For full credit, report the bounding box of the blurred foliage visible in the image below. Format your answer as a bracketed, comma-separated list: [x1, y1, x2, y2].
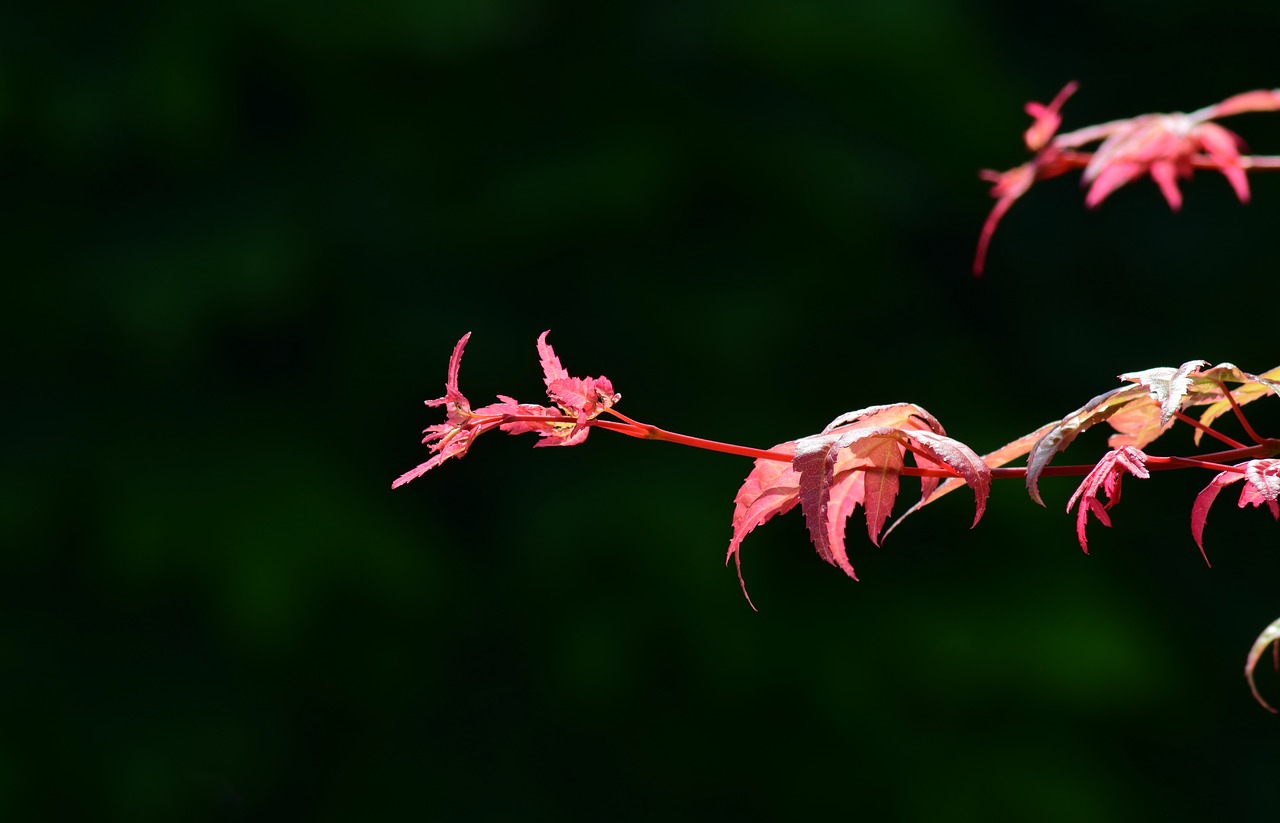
[6, 0, 1280, 819]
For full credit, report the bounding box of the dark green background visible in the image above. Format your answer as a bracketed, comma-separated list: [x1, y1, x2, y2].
[7, 1, 1280, 819]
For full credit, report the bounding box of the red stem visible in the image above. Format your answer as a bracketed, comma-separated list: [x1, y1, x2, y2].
[1217, 380, 1268, 444]
[497, 411, 1277, 481]
[1052, 150, 1280, 171]
[1172, 411, 1247, 449]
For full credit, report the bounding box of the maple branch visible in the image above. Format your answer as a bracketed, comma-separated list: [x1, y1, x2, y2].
[598, 410, 971, 476]
[505, 410, 1279, 483]
[1053, 149, 1280, 172]
[1153, 456, 1245, 473]
[1172, 410, 1247, 449]
[1217, 380, 1268, 445]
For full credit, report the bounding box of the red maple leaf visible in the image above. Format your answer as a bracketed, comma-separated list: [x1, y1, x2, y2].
[974, 82, 1083, 275]
[975, 86, 1280, 275]
[536, 331, 618, 447]
[1065, 446, 1150, 553]
[725, 404, 989, 606]
[1190, 459, 1280, 563]
[1082, 116, 1249, 211]
[392, 332, 618, 488]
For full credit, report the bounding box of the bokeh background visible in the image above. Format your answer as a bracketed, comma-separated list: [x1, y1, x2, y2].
[7, 1, 1280, 819]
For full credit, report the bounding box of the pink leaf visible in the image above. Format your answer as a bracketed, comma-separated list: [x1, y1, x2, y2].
[392, 333, 479, 488]
[1191, 470, 1242, 562]
[1023, 81, 1078, 152]
[793, 431, 897, 567]
[902, 430, 991, 527]
[1189, 460, 1280, 565]
[536, 330, 570, 384]
[1065, 446, 1150, 553]
[726, 405, 983, 605]
[1201, 89, 1280, 119]
[1025, 384, 1148, 506]
[726, 442, 801, 607]
[974, 164, 1037, 276]
[887, 420, 1058, 539]
[848, 435, 906, 547]
[1195, 122, 1250, 202]
[394, 331, 621, 488]
[726, 416, 988, 605]
[1244, 460, 1280, 507]
[534, 331, 619, 443]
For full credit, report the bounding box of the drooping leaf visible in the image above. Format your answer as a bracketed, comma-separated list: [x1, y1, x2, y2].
[817, 402, 948, 552]
[823, 468, 868, 576]
[901, 429, 991, 527]
[886, 419, 1058, 538]
[849, 435, 906, 547]
[393, 333, 481, 488]
[727, 411, 988, 604]
[795, 426, 989, 558]
[1190, 459, 1280, 563]
[794, 430, 902, 569]
[1246, 615, 1280, 713]
[1025, 384, 1147, 505]
[814, 401, 957, 545]
[1023, 360, 1271, 504]
[1190, 472, 1239, 562]
[726, 405, 941, 596]
[1065, 446, 1150, 553]
[726, 442, 800, 606]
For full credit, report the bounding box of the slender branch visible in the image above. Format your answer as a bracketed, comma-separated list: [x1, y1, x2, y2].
[1172, 410, 1247, 449]
[1152, 455, 1245, 473]
[495, 411, 1279, 481]
[1217, 380, 1268, 444]
[1045, 150, 1280, 172]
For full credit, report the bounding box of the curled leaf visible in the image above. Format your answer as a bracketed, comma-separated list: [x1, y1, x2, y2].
[394, 331, 622, 488]
[794, 426, 989, 557]
[1026, 385, 1146, 505]
[886, 420, 1058, 539]
[726, 415, 988, 605]
[1246, 616, 1280, 713]
[1025, 360, 1275, 504]
[726, 442, 800, 608]
[1065, 446, 1150, 553]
